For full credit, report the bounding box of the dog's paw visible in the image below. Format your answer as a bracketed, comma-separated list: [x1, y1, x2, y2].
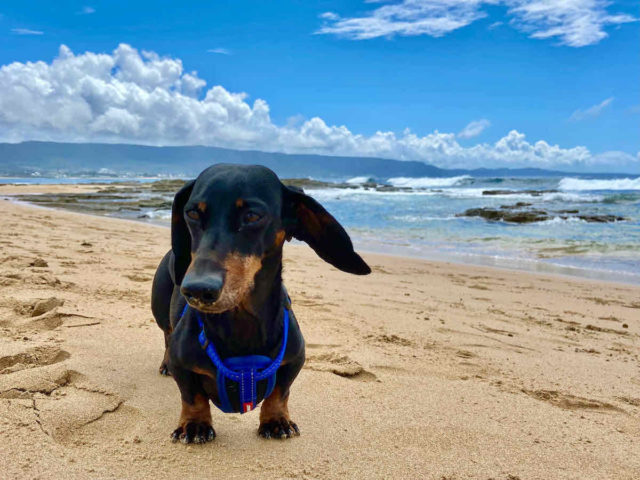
[158, 362, 171, 376]
[171, 422, 215, 444]
[258, 418, 300, 440]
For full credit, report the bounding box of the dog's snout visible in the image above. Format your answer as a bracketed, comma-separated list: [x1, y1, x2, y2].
[181, 274, 224, 305]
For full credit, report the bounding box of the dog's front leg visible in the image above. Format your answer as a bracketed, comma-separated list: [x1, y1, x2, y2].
[258, 356, 304, 439]
[170, 366, 215, 444]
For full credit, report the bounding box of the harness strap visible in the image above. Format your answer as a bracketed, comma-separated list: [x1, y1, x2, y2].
[180, 303, 290, 413]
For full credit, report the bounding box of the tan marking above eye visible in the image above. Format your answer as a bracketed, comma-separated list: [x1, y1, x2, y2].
[187, 210, 200, 220]
[197, 202, 207, 212]
[235, 198, 244, 208]
[274, 230, 286, 246]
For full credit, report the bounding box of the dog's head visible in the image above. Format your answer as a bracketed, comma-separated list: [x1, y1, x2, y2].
[171, 164, 370, 313]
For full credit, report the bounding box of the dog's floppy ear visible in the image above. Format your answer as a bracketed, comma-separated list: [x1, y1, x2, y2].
[170, 179, 195, 285]
[282, 185, 371, 275]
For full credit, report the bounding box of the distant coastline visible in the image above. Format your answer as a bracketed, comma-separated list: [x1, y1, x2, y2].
[2, 140, 639, 179]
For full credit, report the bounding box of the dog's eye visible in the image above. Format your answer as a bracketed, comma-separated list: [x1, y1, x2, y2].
[186, 210, 200, 221]
[242, 211, 262, 225]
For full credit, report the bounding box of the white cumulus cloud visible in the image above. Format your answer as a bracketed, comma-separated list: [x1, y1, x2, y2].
[458, 119, 491, 139]
[570, 97, 614, 121]
[0, 44, 637, 172]
[317, 0, 637, 47]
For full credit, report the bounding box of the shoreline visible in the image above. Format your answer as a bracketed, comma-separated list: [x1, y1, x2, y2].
[352, 239, 640, 287]
[3, 184, 639, 287]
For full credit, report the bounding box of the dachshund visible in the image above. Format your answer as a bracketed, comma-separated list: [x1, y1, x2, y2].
[151, 164, 370, 443]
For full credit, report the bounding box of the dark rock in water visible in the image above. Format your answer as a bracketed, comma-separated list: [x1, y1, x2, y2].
[482, 189, 558, 196]
[282, 178, 343, 189]
[138, 197, 173, 209]
[500, 202, 532, 209]
[281, 177, 411, 193]
[149, 179, 187, 191]
[458, 205, 627, 224]
[577, 215, 626, 223]
[373, 185, 412, 192]
[506, 211, 550, 223]
[459, 208, 548, 223]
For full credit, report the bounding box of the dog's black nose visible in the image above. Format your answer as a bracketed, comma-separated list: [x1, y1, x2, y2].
[181, 274, 224, 305]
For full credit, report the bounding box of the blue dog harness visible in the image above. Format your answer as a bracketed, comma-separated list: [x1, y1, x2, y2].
[181, 305, 289, 414]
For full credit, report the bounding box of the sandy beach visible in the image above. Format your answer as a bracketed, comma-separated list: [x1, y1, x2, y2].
[0, 194, 639, 480]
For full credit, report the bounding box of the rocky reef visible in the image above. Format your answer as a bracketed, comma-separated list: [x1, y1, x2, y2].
[458, 204, 626, 224]
[10, 177, 411, 221]
[481, 189, 558, 196]
[281, 178, 410, 192]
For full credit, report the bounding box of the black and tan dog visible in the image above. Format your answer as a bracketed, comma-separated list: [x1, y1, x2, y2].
[151, 164, 370, 443]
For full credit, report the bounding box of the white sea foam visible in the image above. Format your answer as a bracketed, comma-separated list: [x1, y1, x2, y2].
[144, 210, 172, 220]
[387, 175, 472, 188]
[307, 186, 602, 203]
[538, 216, 587, 225]
[559, 177, 640, 191]
[345, 176, 374, 184]
[307, 187, 439, 200]
[539, 192, 603, 203]
[389, 215, 458, 223]
[437, 189, 601, 203]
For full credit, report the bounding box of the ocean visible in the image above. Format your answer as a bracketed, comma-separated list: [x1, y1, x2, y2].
[3, 174, 640, 285]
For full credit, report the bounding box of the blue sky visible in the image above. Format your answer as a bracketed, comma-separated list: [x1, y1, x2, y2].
[0, 1, 638, 172]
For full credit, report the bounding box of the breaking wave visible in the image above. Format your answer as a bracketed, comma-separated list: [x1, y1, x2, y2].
[387, 175, 472, 188]
[559, 177, 640, 191]
[345, 176, 376, 184]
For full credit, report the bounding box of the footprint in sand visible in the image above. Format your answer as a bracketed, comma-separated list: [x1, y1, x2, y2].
[522, 389, 624, 412]
[1, 292, 124, 444]
[584, 324, 629, 336]
[0, 363, 126, 442]
[474, 323, 516, 337]
[6, 297, 100, 332]
[305, 351, 377, 382]
[306, 343, 341, 349]
[35, 383, 124, 441]
[365, 333, 415, 347]
[29, 258, 48, 268]
[28, 297, 64, 317]
[616, 396, 640, 407]
[0, 363, 72, 399]
[456, 349, 476, 359]
[0, 344, 70, 374]
[1, 272, 62, 287]
[0, 255, 63, 287]
[9, 297, 65, 331]
[124, 273, 152, 282]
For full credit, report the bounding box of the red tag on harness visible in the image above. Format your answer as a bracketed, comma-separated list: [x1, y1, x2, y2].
[243, 402, 254, 413]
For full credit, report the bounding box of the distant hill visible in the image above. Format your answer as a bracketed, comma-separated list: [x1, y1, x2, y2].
[0, 141, 626, 179]
[0, 141, 450, 179]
